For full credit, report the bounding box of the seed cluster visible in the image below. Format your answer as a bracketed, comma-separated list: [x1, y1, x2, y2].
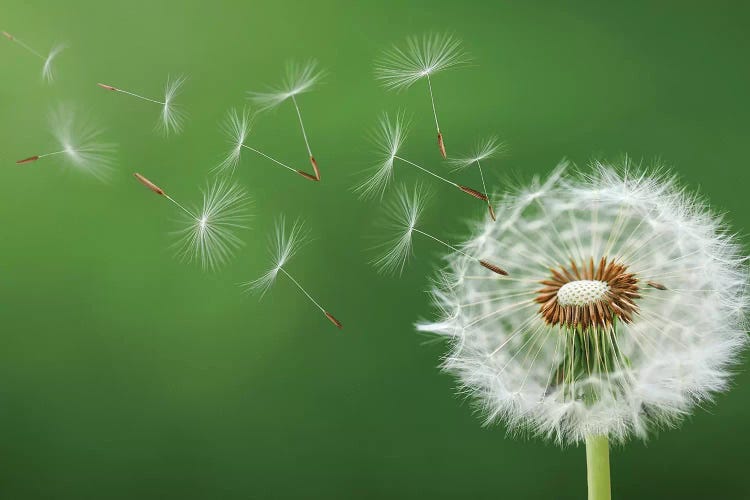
[536, 257, 640, 328]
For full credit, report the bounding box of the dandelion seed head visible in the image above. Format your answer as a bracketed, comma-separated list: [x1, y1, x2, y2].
[244, 216, 310, 297]
[371, 183, 428, 275]
[417, 161, 749, 445]
[375, 33, 470, 91]
[216, 107, 252, 175]
[42, 43, 65, 83]
[50, 105, 117, 182]
[248, 60, 324, 111]
[354, 112, 409, 199]
[173, 179, 252, 270]
[158, 75, 187, 135]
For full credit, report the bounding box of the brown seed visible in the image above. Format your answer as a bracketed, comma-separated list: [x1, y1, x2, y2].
[324, 311, 343, 329]
[457, 185, 488, 201]
[296, 169, 319, 182]
[437, 132, 447, 159]
[16, 155, 40, 164]
[479, 260, 509, 276]
[647, 281, 667, 290]
[487, 204, 497, 221]
[133, 173, 165, 196]
[97, 83, 117, 91]
[2, 31, 14, 40]
[310, 156, 320, 181]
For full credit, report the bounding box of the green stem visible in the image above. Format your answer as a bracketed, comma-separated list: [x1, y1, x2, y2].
[586, 435, 611, 500]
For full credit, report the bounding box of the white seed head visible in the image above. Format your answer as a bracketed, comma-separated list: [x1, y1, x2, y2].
[244, 216, 310, 297]
[173, 179, 252, 270]
[371, 183, 428, 275]
[417, 161, 749, 445]
[50, 104, 117, 182]
[375, 33, 470, 91]
[354, 112, 409, 199]
[158, 75, 188, 135]
[215, 107, 253, 175]
[248, 60, 324, 111]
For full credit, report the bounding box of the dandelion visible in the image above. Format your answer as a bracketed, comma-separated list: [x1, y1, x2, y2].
[244, 216, 343, 329]
[375, 33, 470, 158]
[356, 113, 488, 205]
[3, 31, 65, 83]
[133, 173, 251, 270]
[248, 60, 325, 180]
[15, 105, 117, 182]
[97, 75, 187, 135]
[215, 107, 319, 181]
[448, 136, 506, 221]
[417, 162, 749, 499]
[373, 183, 507, 276]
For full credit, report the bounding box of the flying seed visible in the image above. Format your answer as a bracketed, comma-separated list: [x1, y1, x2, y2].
[480, 260, 509, 276]
[438, 132, 447, 159]
[134, 172, 165, 195]
[458, 185, 489, 201]
[325, 311, 343, 329]
[647, 281, 667, 290]
[16, 155, 40, 164]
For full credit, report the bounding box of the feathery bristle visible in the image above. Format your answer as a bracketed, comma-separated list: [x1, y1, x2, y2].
[374, 33, 470, 90]
[371, 183, 428, 274]
[354, 112, 409, 199]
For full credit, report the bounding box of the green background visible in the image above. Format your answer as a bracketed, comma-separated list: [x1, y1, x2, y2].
[2, 1, 749, 498]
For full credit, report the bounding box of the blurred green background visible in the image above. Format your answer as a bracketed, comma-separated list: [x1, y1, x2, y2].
[1, 1, 749, 498]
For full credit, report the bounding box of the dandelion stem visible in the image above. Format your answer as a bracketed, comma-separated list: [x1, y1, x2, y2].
[425, 74, 440, 134]
[38, 150, 67, 158]
[291, 95, 313, 157]
[99, 84, 165, 105]
[413, 228, 470, 258]
[4, 32, 44, 59]
[240, 144, 297, 173]
[280, 267, 325, 313]
[394, 156, 458, 188]
[165, 195, 196, 219]
[585, 435, 611, 500]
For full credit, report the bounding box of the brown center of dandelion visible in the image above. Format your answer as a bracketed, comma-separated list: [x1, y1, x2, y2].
[535, 257, 640, 328]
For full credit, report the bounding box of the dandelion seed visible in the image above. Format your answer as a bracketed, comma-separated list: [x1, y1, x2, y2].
[449, 136, 506, 221]
[133, 173, 252, 270]
[373, 183, 507, 276]
[3, 31, 65, 83]
[247, 60, 325, 179]
[375, 33, 470, 158]
[243, 216, 343, 329]
[15, 105, 117, 182]
[215, 108, 319, 182]
[355, 112, 488, 205]
[417, 161, 749, 496]
[98, 75, 187, 135]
